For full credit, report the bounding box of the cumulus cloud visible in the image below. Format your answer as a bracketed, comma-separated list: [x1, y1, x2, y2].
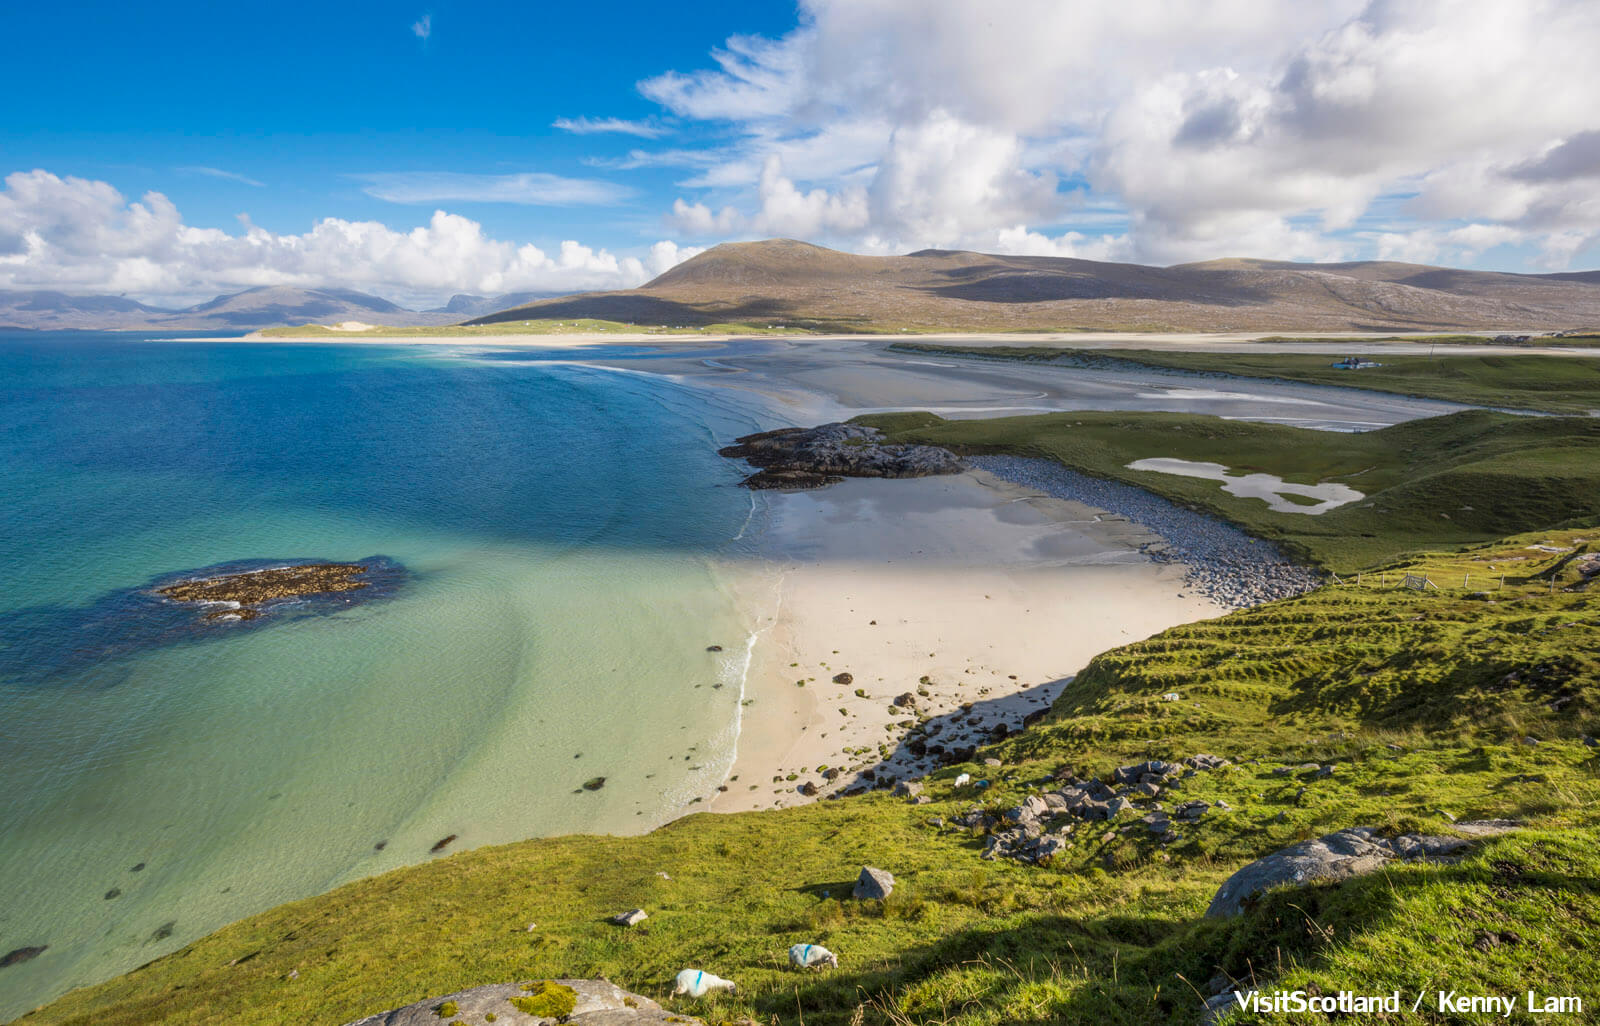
[553, 116, 669, 139]
[0, 170, 695, 305]
[637, 0, 1600, 267]
[356, 171, 632, 206]
[412, 14, 431, 41]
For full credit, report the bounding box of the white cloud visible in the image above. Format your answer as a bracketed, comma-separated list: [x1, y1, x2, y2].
[553, 116, 669, 139]
[0, 170, 694, 305]
[411, 14, 431, 41]
[178, 166, 265, 188]
[356, 171, 632, 206]
[635, 0, 1600, 267]
[667, 155, 868, 238]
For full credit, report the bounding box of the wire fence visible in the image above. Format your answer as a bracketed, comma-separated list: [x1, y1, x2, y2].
[1327, 557, 1594, 596]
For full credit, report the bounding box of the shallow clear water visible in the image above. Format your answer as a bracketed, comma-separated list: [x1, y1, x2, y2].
[0, 335, 767, 1017]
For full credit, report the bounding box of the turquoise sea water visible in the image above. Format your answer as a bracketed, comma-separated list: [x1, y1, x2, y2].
[0, 335, 769, 1018]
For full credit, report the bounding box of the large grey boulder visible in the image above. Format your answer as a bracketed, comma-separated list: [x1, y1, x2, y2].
[1206, 829, 1391, 917]
[1206, 823, 1519, 918]
[853, 865, 895, 900]
[342, 978, 695, 1026]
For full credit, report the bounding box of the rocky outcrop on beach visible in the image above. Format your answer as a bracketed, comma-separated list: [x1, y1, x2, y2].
[157, 562, 376, 621]
[719, 423, 964, 489]
[342, 978, 698, 1026]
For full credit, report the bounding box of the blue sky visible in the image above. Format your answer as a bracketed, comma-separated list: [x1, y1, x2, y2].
[4, 1, 1600, 304]
[4, 1, 791, 244]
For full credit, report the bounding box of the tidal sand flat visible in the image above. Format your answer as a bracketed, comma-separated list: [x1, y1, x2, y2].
[586, 337, 1474, 431]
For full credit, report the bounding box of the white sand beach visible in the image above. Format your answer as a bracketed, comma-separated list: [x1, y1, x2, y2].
[709, 469, 1223, 813]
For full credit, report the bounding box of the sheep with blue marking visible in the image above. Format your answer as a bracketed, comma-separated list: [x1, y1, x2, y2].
[789, 942, 838, 970]
[673, 968, 736, 997]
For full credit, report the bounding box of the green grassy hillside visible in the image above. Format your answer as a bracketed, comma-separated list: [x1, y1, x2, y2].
[888, 342, 1600, 415]
[19, 529, 1600, 1026]
[858, 408, 1600, 571]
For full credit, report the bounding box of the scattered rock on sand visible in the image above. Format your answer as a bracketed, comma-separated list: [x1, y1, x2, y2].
[853, 865, 895, 900]
[832, 672, 853, 685]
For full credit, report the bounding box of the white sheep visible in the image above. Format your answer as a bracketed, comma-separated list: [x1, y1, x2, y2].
[953, 772, 971, 788]
[789, 943, 838, 970]
[673, 968, 737, 997]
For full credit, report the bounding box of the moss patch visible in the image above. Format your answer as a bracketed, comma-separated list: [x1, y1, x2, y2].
[508, 980, 577, 1018]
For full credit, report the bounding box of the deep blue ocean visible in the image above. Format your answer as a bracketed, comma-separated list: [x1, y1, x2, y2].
[0, 333, 768, 1017]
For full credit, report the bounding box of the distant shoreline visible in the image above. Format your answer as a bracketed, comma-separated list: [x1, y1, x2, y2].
[149, 328, 1600, 360]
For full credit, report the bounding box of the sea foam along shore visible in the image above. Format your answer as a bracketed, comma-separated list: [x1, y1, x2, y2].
[708, 467, 1228, 814]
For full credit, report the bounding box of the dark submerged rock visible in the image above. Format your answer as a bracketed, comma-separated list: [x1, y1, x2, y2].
[1, 946, 46, 968]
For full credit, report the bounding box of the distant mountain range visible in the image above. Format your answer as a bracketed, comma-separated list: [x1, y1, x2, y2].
[0, 286, 562, 331]
[467, 239, 1600, 333]
[11, 239, 1600, 333]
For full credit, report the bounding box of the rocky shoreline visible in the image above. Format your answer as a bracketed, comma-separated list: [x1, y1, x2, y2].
[718, 422, 964, 489]
[968, 454, 1323, 609]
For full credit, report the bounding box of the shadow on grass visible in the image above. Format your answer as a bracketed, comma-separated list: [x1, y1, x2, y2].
[729, 834, 1600, 1025]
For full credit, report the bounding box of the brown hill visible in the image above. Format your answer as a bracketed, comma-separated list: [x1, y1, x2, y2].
[465, 239, 1600, 332]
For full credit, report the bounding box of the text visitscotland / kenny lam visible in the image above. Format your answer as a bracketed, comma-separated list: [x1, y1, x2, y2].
[4, 2, 1600, 1024]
